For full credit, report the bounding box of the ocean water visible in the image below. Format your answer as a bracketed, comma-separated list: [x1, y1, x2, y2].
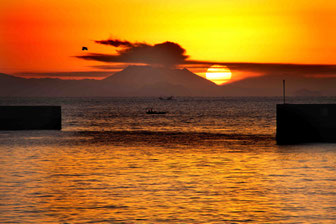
[0, 97, 336, 223]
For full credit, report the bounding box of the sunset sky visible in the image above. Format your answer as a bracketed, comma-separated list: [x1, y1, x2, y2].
[1, 0, 336, 81]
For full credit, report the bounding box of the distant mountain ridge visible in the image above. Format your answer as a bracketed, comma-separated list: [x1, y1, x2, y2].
[0, 66, 219, 97]
[220, 73, 336, 96]
[1, 66, 336, 96]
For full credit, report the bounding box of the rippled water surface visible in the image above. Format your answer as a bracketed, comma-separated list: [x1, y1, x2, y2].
[0, 97, 336, 223]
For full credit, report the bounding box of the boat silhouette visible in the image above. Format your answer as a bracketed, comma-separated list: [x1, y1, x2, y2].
[159, 96, 174, 100]
[146, 108, 167, 114]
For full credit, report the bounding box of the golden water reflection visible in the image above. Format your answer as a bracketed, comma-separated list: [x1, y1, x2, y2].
[1, 144, 336, 223]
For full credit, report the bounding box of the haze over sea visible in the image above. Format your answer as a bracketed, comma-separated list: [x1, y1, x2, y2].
[1, 96, 336, 223]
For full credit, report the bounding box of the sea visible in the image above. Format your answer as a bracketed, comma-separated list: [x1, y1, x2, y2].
[0, 97, 336, 224]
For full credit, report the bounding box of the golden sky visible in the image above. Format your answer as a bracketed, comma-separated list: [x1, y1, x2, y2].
[1, 0, 336, 79]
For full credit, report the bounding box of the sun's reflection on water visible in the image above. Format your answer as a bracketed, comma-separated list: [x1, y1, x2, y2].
[1, 143, 335, 223]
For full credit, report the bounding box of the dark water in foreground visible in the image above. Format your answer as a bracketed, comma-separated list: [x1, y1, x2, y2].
[0, 97, 336, 223]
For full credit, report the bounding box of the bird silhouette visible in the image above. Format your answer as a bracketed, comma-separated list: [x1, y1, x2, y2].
[82, 46, 88, 51]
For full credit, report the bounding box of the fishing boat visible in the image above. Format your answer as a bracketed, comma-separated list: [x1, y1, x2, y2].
[146, 108, 167, 114]
[159, 96, 174, 100]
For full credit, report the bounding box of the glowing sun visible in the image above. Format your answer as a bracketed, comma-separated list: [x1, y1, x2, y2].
[205, 65, 232, 85]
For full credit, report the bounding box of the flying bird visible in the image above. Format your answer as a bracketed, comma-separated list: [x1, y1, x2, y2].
[82, 46, 88, 51]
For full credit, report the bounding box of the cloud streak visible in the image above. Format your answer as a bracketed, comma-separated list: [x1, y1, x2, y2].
[15, 71, 114, 79]
[95, 39, 135, 47]
[183, 61, 336, 77]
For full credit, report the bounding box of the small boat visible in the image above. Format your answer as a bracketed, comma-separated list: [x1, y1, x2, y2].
[146, 108, 167, 114]
[159, 96, 174, 100]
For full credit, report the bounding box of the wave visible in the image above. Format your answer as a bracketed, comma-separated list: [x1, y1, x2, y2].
[0, 130, 275, 149]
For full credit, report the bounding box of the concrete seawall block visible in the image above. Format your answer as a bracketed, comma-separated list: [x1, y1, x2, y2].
[0, 106, 61, 130]
[276, 104, 336, 144]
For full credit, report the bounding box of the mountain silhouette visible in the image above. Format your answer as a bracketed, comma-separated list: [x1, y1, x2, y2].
[0, 66, 218, 97]
[0, 73, 101, 97]
[220, 73, 336, 96]
[1, 67, 336, 97]
[101, 66, 218, 96]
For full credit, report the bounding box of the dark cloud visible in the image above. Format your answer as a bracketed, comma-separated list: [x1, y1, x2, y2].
[183, 61, 336, 77]
[16, 71, 113, 79]
[91, 64, 139, 70]
[77, 38, 336, 77]
[77, 39, 189, 67]
[95, 39, 134, 47]
[225, 63, 336, 76]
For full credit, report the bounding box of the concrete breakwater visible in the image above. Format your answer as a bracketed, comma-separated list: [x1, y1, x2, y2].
[0, 106, 61, 130]
[276, 104, 336, 144]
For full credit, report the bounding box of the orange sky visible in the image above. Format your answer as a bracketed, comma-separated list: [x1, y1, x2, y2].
[1, 0, 336, 80]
